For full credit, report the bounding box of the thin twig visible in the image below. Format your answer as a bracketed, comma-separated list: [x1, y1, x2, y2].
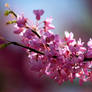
[26, 26, 41, 38]
[84, 58, 92, 61]
[10, 11, 17, 18]
[8, 41, 44, 55]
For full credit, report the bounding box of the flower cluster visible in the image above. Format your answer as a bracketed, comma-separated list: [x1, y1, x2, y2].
[4, 7, 92, 85]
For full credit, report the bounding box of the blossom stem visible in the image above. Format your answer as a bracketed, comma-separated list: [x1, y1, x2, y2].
[8, 41, 44, 55]
[84, 57, 92, 61]
[31, 29, 41, 38]
[9, 10, 17, 18]
[26, 26, 41, 38]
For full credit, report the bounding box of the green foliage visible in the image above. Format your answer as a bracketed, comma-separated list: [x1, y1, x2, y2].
[6, 20, 16, 24]
[4, 10, 10, 16]
[4, 10, 17, 18]
[0, 43, 11, 49]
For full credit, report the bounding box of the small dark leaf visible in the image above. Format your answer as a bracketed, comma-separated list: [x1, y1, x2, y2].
[0, 43, 11, 49]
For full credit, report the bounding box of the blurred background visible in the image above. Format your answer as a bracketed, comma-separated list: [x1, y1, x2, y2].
[0, 0, 92, 92]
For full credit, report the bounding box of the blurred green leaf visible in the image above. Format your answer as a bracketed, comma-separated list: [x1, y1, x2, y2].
[0, 43, 11, 49]
[6, 20, 16, 24]
[4, 10, 10, 16]
[4, 10, 17, 18]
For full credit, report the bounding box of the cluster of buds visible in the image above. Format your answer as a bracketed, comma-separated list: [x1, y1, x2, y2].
[1, 4, 92, 85]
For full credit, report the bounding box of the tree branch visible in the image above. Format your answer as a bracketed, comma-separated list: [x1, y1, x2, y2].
[8, 41, 44, 55]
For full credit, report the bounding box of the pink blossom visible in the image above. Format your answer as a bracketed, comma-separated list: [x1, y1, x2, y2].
[87, 38, 92, 48]
[86, 38, 92, 58]
[14, 27, 23, 34]
[4, 9, 92, 85]
[64, 31, 76, 46]
[33, 9, 44, 20]
[17, 15, 27, 27]
[44, 17, 55, 31]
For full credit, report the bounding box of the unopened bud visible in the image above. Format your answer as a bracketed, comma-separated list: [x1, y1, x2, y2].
[5, 3, 10, 8]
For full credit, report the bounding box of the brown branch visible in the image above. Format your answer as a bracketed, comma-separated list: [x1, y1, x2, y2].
[8, 41, 44, 55]
[31, 29, 41, 38]
[84, 57, 92, 61]
[26, 26, 41, 38]
[10, 11, 17, 18]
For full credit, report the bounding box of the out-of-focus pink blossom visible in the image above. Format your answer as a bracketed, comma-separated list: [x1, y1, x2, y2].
[33, 9, 44, 20]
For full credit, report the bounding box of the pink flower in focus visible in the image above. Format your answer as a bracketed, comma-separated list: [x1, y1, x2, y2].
[23, 29, 35, 39]
[17, 15, 27, 27]
[14, 27, 23, 34]
[76, 38, 86, 55]
[44, 17, 55, 31]
[33, 9, 44, 20]
[64, 31, 76, 46]
[87, 38, 92, 47]
[86, 38, 92, 58]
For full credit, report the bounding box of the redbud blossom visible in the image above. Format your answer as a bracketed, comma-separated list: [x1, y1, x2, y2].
[44, 17, 55, 31]
[17, 15, 27, 27]
[33, 9, 44, 20]
[4, 8, 92, 85]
